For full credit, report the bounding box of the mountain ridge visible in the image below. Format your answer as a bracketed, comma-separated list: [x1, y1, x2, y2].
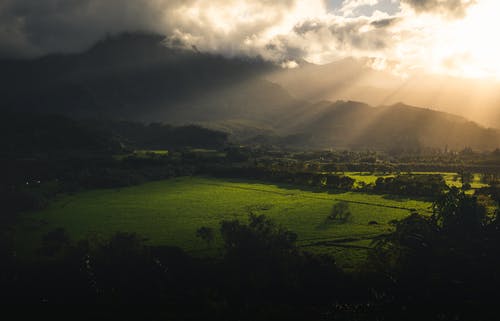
[1, 33, 498, 151]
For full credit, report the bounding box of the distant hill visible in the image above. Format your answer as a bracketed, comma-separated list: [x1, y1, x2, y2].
[1, 33, 499, 151]
[274, 100, 500, 151]
[267, 57, 500, 129]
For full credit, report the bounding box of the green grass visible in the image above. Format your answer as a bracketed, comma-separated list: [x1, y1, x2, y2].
[345, 171, 488, 191]
[135, 149, 169, 155]
[113, 149, 169, 160]
[441, 173, 487, 190]
[343, 172, 394, 188]
[15, 177, 432, 268]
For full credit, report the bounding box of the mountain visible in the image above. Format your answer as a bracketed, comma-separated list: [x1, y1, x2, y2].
[275, 100, 500, 151]
[267, 58, 500, 129]
[0, 32, 299, 123]
[1, 33, 499, 151]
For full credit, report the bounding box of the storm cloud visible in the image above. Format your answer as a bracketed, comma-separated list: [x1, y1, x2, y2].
[0, 0, 306, 58]
[0, 0, 170, 57]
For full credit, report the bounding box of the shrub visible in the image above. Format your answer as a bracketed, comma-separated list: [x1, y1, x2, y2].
[326, 201, 351, 223]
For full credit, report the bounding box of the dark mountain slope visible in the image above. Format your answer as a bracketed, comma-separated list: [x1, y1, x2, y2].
[0, 33, 298, 122]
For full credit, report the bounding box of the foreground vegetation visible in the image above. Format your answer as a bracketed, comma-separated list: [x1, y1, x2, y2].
[15, 177, 432, 268]
[2, 188, 500, 320]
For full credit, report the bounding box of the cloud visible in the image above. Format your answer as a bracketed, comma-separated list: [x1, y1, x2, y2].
[401, 0, 477, 18]
[0, 0, 491, 79]
[0, 0, 319, 59]
[285, 9, 404, 64]
[0, 0, 172, 57]
[0, 0, 404, 66]
[371, 17, 400, 27]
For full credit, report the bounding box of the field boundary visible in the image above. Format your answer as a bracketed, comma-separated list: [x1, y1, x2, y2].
[297, 233, 388, 250]
[194, 180, 432, 213]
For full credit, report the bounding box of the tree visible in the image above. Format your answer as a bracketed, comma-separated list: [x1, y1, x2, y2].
[431, 187, 486, 238]
[196, 226, 215, 246]
[326, 201, 351, 223]
[460, 170, 473, 186]
[220, 213, 297, 256]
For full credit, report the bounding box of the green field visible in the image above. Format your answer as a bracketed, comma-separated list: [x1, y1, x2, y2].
[16, 176, 432, 268]
[343, 172, 393, 188]
[113, 149, 169, 160]
[344, 171, 487, 191]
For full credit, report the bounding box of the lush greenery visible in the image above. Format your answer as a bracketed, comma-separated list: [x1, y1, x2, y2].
[3, 107, 500, 319]
[15, 177, 431, 268]
[2, 189, 500, 320]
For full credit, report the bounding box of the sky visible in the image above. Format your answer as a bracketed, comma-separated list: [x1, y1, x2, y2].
[0, 0, 497, 80]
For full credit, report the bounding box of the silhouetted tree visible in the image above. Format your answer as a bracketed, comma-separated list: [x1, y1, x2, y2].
[431, 187, 486, 238]
[196, 226, 215, 246]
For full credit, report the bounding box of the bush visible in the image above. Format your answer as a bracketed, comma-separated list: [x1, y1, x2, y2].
[196, 226, 215, 246]
[326, 201, 351, 223]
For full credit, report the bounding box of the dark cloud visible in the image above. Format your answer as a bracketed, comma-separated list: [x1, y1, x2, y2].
[371, 17, 400, 28]
[0, 0, 172, 57]
[292, 17, 394, 52]
[293, 20, 326, 35]
[0, 0, 298, 58]
[265, 36, 308, 61]
[401, 0, 477, 18]
[330, 21, 389, 50]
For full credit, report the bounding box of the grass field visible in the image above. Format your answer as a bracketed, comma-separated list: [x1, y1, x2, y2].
[343, 172, 393, 188]
[15, 176, 432, 269]
[344, 171, 487, 191]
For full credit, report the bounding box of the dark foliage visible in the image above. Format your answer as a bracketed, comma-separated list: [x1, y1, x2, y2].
[374, 174, 447, 197]
[210, 165, 355, 191]
[196, 226, 215, 246]
[0, 112, 120, 156]
[0, 216, 352, 320]
[87, 120, 229, 150]
[369, 187, 500, 319]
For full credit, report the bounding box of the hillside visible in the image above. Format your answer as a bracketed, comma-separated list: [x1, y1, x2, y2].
[0, 33, 298, 123]
[1, 33, 499, 151]
[267, 57, 500, 129]
[275, 100, 500, 151]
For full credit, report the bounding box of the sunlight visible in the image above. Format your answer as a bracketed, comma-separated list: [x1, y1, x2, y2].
[425, 0, 500, 79]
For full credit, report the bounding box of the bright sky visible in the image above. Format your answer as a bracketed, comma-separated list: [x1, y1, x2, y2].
[166, 0, 500, 80]
[283, 0, 500, 80]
